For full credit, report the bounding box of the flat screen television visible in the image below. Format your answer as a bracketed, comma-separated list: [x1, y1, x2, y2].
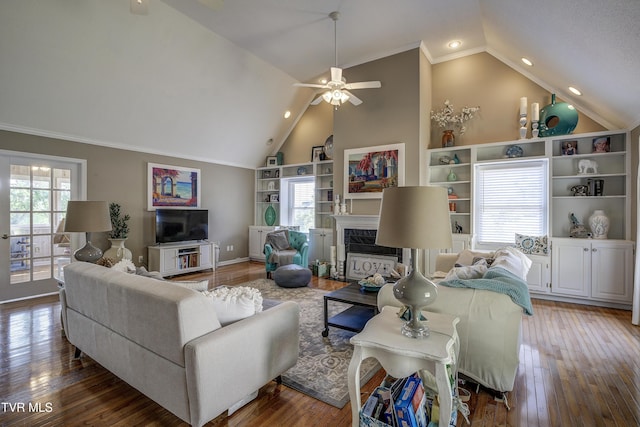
[155, 209, 208, 244]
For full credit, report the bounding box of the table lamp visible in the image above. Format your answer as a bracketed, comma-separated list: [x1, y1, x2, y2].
[376, 186, 453, 338]
[64, 201, 112, 262]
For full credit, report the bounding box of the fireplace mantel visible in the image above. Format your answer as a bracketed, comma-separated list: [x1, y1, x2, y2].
[333, 215, 379, 244]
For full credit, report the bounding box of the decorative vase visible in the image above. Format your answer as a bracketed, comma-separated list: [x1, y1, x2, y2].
[441, 130, 455, 147]
[103, 238, 132, 262]
[589, 210, 610, 239]
[447, 169, 457, 182]
[264, 204, 276, 226]
[538, 93, 579, 137]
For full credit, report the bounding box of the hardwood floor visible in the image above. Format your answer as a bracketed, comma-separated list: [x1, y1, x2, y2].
[2, 261, 640, 426]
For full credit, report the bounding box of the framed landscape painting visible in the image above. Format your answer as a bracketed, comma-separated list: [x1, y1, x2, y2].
[343, 143, 405, 199]
[148, 163, 201, 210]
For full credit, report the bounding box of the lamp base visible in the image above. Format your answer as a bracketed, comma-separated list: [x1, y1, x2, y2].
[392, 248, 438, 339]
[74, 240, 103, 263]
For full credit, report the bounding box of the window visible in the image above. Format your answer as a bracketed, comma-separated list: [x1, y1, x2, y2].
[474, 159, 548, 248]
[279, 177, 315, 233]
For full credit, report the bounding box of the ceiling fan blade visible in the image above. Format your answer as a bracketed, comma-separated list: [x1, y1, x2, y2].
[344, 81, 382, 90]
[294, 83, 328, 89]
[310, 94, 324, 105]
[343, 90, 362, 106]
[330, 67, 342, 83]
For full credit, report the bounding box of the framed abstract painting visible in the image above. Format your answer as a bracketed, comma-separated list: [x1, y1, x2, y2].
[343, 143, 405, 199]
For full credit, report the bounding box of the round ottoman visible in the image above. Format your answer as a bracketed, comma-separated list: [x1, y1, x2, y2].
[273, 264, 311, 288]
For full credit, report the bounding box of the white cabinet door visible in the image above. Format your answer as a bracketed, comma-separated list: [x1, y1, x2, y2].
[526, 254, 550, 294]
[551, 239, 590, 297]
[161, 249, 179, 275]
[308, 228, 333, 263]
[590, 241, 633, 303]
[199, 242, 214, 269]
[249, 226, 275, 261]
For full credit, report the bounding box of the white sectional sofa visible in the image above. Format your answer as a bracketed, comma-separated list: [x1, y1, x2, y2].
[59, 262, 300, 426]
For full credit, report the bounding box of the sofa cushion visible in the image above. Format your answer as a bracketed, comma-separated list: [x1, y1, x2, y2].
[455, 249, 495, 266]
[443, 264, 488, 281]
[265, 230, 291, 250]
[491, 246, 532, 281]
[203, 286, 263, 326]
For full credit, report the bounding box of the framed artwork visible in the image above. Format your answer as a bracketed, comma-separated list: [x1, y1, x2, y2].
[346, 253, 397, 281]
[266, 156, 278, 166]
[270, 194, 279, 202]
[592, 137, 611, 153]
[561, 141, 578, 155]
[343, 143, 405, 199]
[311, 146, 324, 162]
[148, 163, 201, 210]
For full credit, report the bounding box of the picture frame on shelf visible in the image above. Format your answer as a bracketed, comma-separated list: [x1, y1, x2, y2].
[311, 146, 325, 162]
[262, 170, 271, 178]
[592, 137, 610, 153]
[561, 141, 578, 155]
[266, 156, 278, 166]
[147, 163, 201, 210]
[343, 143, 405, 199]
[270, 194, 279, 202]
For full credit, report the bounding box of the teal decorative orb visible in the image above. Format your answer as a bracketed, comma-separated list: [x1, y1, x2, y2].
[539, 94, 578, 137]
[264, 204, 276, 226]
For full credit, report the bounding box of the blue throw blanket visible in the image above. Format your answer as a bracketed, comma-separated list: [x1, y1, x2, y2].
[439, 267, 534, 315]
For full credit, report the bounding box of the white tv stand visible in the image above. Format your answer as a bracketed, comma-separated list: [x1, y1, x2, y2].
[148, 241, 215, 277]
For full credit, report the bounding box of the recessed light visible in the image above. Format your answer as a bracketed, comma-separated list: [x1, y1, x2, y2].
[447, 40, 462, 49]
[320, 78, 328, 84]
[284, 111, 291, 119]
[521, 57, 533, 66]
[569, 86, 582, 96]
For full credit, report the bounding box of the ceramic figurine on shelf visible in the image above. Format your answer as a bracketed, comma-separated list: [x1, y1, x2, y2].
[454, 221, 463, 234]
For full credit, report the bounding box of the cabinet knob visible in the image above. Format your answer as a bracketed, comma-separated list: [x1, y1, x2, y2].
[592, 248, 597, 252]
[584, 247, 589, 252]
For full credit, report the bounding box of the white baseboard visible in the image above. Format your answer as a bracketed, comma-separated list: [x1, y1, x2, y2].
[217, 257, 250, 267]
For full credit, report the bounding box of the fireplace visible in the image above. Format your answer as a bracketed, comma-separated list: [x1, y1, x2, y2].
[333, 215, 410, 280]
[344, 228, 403, 263]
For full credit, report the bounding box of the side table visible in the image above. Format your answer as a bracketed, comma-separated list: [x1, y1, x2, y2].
[348, 306, 460, 427]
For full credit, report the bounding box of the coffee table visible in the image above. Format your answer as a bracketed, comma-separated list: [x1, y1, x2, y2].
[321, 282, 379, 337]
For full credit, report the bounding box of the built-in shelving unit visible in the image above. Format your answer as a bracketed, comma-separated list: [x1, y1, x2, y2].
[254, 160, 333, 228]
[425, 130, 633, 309]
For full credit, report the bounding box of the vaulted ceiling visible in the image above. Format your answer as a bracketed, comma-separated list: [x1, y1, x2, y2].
[1, 1, 638, 169]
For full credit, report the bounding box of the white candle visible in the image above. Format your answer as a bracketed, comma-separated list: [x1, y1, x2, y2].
[337, 244, 345, 261]
[520, 97, 527, 116]
[330, 246, 336, 265]
[531, 102, 540, 121]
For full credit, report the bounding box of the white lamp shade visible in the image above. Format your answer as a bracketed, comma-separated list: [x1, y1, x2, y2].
[64, 201, 112, 233]
[376, 186, 452, 250]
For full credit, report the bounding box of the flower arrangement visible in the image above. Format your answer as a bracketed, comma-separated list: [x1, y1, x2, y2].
[431, 100, 480, 135]
[108, 202, 130, 239]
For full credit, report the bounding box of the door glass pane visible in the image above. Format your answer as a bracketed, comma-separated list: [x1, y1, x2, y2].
[10, 165, 30, 187]
[32, 166, 51, 188]
[10, 212, 30, 235]
[9, 188, 29, 211]
[53, 168, 71, 189]
[32, 189, 50, 211]
[53, 189, 70, 212]
[33, 212, 51, 235]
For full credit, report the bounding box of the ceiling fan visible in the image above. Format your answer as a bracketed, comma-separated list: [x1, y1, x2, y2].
[295, 11, 381, 107]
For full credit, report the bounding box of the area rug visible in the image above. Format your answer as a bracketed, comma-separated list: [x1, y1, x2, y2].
[242, 279, 381, 408]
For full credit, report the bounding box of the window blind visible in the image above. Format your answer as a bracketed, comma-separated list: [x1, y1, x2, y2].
[474, 159, 548, 245]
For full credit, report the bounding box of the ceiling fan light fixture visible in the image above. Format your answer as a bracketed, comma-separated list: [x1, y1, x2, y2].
[322, 91, 332, 103]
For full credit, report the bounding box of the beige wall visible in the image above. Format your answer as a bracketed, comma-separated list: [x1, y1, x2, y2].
[279, 51, 611, 220]
[0, 130, 254, 266]
[278, 101, 333, 165]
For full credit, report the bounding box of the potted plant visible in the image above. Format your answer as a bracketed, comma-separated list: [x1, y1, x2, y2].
[430, 99, 480, 147]
[104, 203, 132, 262]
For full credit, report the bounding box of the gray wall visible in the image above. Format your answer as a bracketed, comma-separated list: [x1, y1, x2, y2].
[0, 130, 254, 265]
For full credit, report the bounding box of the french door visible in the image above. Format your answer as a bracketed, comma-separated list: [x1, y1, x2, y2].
[0, 151, 84, 302]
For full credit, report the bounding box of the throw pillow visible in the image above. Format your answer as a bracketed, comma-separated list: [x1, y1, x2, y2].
[491, 246, 533, 281]
[455, 249, 495, 266]
[112, 259, 136, 273]
[515, 233, 548, 255]
[443, 264, 488, 281]
[266, 230, 291, 251]
[202, 286, 263, 326]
